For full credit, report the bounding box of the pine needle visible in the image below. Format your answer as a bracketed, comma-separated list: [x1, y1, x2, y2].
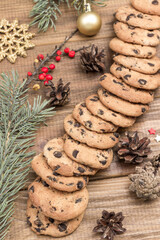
[0, 71, 55, 240]
[29, 0, 108, 32]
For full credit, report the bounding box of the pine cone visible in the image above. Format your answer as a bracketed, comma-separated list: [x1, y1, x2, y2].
[80, 45, 106, 73]
[93, 210, 126, 240]
[46, 79, 70, 106]
[129, 160, 160, 200]
[117, 132, 151, 164]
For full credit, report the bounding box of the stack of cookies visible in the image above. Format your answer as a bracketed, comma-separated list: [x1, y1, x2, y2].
[27, 0, 160, 238]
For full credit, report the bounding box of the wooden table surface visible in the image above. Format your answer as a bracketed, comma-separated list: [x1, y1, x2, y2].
[2, 0, 160, 239]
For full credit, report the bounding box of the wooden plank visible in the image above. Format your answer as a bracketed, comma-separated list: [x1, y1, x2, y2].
[6, 177, 160, 240]
[1, 0, 160, 239]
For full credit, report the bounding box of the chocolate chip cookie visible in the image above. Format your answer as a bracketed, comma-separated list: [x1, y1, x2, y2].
[43, 138, 96, 177]
[64, 114, 119, 149]
[131, 0, 160, 16]
[98, 88, 149, 117]
[28, 178, 89, 221]
[63, 135, 113, 169]
[73, 102, 118, 133]
[27, 199, 84, 237]
[99, 73, 154, 104]
[109, 38, 156, 58]
[110, 62, 160, 90]
[85, 94, 135, 127]
[115, 6, 160, 29]
[113, 54, 160, 74]
[114, 21, 160, 46]
[31, 154, 89, 192]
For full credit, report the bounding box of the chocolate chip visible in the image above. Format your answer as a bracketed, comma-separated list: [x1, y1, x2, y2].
[74, 122, 81, 127]
[72, 150, 79, 158]
[99, 160, 107, 165]
[53, 151, 62, 158]
[98, 109, 104, 115]
[138, 79, 147, 85]
[126, 13, 136, 21]
[47, 147, 52, 151]
[148, 52, 152, 56]
[81, 129, 85, 135]
[81, 103, 86, 107]
[137, 13, 143, 18]
[148, 62, 155, 66]
[99, 75, 106, 81]
[113, 133, 119, 138]
[52, 206, 57, 211]
[142, 108, 146, 113]
[78, 167, 85, 173]
[67, 120, 73, 125]
[152, 0, 159, 4]
[90, 97, 98, 102]
[47, 176, 57, 182]
[83, 176, 88, 183]
[27, 217, 32, 227]
[53, 171, 60, 176]
[29, 186, 34, 193]
[147, 33, 154, 37]
[133, 49, 139, 54]
[31, 204, 36, 209]
[116, 66, 122, 71]
[59, 181, 64, 184]
[85, 120, 92, 128]
[124, 74, 131, 80]
[34, 219, 43, 227]
[48, 218, 55, 223]
[131, 32, 136, 36]
[77, 181, 83, 189]
[66, 183, 74, 186]
[75, 198, 82, 203]
[35, 228, 41, 233]
[128, 25, 135, 30]
[58, 223, 67, 232]
[54, 165, 60, 171]
[113, 79, 124, 86]
[110, 137, 116, 141]
[79, 108, 83, 116]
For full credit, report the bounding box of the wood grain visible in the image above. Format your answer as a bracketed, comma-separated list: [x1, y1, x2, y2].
[1, 0, 160, 239]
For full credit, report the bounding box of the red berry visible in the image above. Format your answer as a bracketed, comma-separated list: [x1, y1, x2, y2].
[64, 48, 70, 54]
[55, 56, 61, 62]
[68, 51, 75, 58]
[46, 74, 53, 81]
[38, 74, 45, 80]
[44, 80, 49, 86]
[41, 67, 48, 73]
[56, 50, 62, 55]
[37, 54, 44, 60]
[43, 73, 47, 77]
[27, 72, 32, 76]
[49, 64, 55, 70]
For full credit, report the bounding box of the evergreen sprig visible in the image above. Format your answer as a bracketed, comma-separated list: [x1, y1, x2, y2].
[30, 0, 107, 32]
[0, 71, 55, 240]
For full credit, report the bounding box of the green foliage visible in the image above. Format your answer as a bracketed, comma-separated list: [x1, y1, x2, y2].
[30, 0, 107, 32]
[0, 71, 55, 240]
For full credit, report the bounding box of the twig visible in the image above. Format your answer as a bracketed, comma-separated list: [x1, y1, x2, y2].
[24, 28, 78, 88]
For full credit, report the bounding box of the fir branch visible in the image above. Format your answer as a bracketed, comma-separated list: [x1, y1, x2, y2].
[30, 0, 107, 32]
[0, 71, 55, 240]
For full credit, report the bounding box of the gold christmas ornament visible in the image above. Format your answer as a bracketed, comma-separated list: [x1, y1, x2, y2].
[77, 1, 102, 36]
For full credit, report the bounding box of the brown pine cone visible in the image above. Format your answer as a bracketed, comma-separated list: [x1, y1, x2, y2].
[117, 131, 151, 164]
[80, 45, 106, 73]
[93, 210, 126, 240]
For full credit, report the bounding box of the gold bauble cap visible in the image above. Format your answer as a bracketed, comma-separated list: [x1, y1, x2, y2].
[77, 11, 102, 36]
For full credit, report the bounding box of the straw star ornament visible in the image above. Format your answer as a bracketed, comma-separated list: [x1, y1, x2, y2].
[0, 19, 35, 63]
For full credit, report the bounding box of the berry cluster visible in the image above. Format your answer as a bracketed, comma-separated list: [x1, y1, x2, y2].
[27, 48, 76, 88]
